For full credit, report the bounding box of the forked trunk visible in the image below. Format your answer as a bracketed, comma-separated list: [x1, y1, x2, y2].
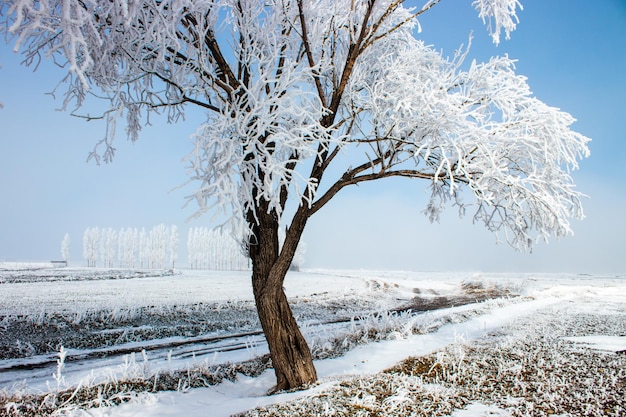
[248, 211, 317, 392]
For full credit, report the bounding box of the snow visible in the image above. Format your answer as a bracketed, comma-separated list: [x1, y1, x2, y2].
[314, 297, 559, 378]
[0, 261, 57, 269]
[564, 335, 626, 353]
[450, 402, 514, 416]
[0, 269, 371, 316]
[76, 271, 625, 417]
[0, 268, 626, 417]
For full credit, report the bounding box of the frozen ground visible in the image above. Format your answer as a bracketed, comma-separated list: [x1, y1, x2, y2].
[0, 266, 624, 416]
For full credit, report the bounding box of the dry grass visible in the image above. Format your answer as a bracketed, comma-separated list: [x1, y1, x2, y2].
[0, 355, 273, 417]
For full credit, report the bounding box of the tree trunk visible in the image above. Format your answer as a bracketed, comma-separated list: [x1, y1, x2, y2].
[248, 209, 317, 393]
[252, 273, 317, 392]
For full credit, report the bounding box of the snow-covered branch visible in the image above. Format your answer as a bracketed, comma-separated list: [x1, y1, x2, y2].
[472, 0, 523, 44]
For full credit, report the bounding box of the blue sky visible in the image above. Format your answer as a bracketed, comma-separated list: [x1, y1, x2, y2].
[1, 1, 625, 273]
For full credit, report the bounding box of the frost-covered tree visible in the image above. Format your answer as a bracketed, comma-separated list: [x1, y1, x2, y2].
[118, 227, 139, 268]
[187, 226, 249, 270]
[187, 227, 199, 269]
[169, 225, 179, 269]
[82, 227, 99, 268]
[147, 224, 169, 268]
[117, 228, 127, 268]
[127, 227, 139, 267]
[60, 233, 70, 264]
[138, 227, 148, 269]
[2, 0, 590, 390]
[101, 227, 117, 268]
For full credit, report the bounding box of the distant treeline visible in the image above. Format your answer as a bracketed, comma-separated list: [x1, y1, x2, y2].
[79, 225, 250, 270]
[71, 225, 305, 271]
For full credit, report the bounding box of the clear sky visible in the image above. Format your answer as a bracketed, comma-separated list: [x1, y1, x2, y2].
[1, 1, 625, 273]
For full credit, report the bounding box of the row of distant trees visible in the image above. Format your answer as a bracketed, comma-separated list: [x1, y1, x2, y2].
[187, 227, 250, 271]
[70, 225, 281, 270]
[82, 225, 180, 269]
[185, 227, 305, 271]
[61, 225, 305, 270]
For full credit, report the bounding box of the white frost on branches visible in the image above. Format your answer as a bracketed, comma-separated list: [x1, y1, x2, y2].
[3, 0, 590, 251]
[472, 0, 523, 44]
[60, 233, 71, 262]
[343, 36, 589, 247]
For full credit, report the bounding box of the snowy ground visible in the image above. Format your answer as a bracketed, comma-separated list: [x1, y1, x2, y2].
[0, 266, 624, 416]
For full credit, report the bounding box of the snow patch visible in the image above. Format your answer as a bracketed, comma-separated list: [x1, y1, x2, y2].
[564, 335, 626, 353]
[451, 402, 513, 416]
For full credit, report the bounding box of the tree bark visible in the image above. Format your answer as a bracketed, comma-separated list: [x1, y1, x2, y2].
[248, 207, 317, 393]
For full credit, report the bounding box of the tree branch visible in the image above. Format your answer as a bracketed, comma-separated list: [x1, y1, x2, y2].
[324, 0, 376, 126]
[181, 13, 240, 93]
[297, 0, 328, 108]
[309, 167, 436, 216]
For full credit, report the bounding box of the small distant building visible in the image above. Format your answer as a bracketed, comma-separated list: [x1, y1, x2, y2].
[51, 260, 68, 268]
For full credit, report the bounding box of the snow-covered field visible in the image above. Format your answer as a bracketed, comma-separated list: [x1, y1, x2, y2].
[0, 265, 624, 416]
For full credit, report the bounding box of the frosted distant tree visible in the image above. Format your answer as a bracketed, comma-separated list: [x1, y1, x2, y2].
[82, 227, 99, 268]
[3, 0, 590, 390]
[169, 225, 179, 269]
[138, 228, 148, 269]
[118, 227, 139, 268]
[117, 228, 126, 267]
[60, 233, 70, 264]
[101, 227, 117, 268]
[187, 226, 250, 270]
[187, 228, 197, 269]
[127, 228, 139, 267]
[189, 227, 208, 270]
[189, 227, 204, 269]
[213, 228, 250, 270]
[148, 224, 169, 269]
